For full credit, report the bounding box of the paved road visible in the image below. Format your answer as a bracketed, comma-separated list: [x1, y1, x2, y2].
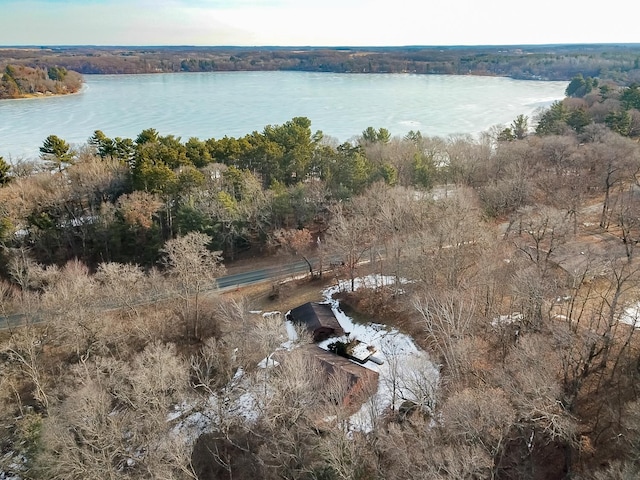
[0, 258, 316, 330]
[0, 311, 30, 330]
[217, 259, 311, 290]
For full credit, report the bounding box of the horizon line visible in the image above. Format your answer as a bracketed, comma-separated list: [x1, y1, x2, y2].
[2, 42, 640, 49]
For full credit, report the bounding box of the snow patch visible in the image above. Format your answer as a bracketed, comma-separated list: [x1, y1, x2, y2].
[621, 302, 640, 328]
[257, 354, 280, 369]
[320, 275, 439, 432]
[491, 312, 523, 327]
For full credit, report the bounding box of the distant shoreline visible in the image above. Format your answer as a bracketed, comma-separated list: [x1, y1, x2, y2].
[0, 85, 84, 101]
[4, 44, 639, 82]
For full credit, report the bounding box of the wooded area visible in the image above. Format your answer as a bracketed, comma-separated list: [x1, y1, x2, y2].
[0, 63, 82, 99]
[3, 55, 640, 479]
[1, 43, 640, 82]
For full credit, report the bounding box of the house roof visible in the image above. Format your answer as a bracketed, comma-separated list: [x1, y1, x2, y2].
[303, 344, 378, 384]
[302, 344, 379, 405]
[288, 302, 345, 338]
[272, 344, 379, 416]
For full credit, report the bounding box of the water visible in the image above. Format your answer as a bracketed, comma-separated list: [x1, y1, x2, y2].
[0, 71, 567, 161]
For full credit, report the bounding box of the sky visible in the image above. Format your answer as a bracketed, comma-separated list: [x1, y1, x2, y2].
[0, 0, 638, 47]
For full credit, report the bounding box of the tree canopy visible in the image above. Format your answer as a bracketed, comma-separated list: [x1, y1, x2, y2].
[0, 156, 10, 185]
[39, 134, 73, 172]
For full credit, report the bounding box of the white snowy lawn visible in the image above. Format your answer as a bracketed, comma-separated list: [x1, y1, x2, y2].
[314, 275, 439, 432]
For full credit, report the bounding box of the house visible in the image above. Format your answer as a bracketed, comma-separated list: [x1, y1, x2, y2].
[287, 302, 345, 342]
[302, 344, 379, 409]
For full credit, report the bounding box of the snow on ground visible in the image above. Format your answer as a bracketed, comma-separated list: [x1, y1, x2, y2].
[171, 365, 263, 443]
[491, 312, 523, 327]
[4, 276, 437, 477]
[0, 452, 25, 480]
[315, 275, 440, 432]
[620, 302, 640, 328]
[604, 299, 640, 329]
[172, 311, 294, 442]
[172, 274, 439, 441]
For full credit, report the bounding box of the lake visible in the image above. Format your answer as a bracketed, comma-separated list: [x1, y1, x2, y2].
[0, 71, 567, 161]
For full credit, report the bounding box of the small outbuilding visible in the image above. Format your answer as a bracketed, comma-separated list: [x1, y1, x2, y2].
[287, 302, 345, 342]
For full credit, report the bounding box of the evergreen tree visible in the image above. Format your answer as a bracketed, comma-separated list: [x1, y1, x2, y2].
[566, 108, 591, 133]
[89, 130, 116, 159]
[362, 126, 391, 144]
[565, 74, 594, 98]
[536, 101, 569, 136]
[620, 84, 640, 110]
[0, 155, 11, 185]
[39, 134, 73, 171]
[511, 114, 529, 139]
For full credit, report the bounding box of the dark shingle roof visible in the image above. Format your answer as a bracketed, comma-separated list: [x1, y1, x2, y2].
[288, 302, 345, 339]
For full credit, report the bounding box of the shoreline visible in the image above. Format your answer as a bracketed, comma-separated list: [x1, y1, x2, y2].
[0, 87, 84, 101]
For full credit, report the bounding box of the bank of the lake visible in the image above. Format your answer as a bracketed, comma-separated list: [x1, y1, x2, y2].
[1, 89, 84, 101]
[0, 71, 567, 160]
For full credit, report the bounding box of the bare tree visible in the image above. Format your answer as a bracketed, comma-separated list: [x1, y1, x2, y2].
[445, 133, 492, 187]
[376, 416, 492, 480]
[497, 333, 578, 477]
[161, 232, 225, 339]
[582, 131, 640, 229]
[614, 186, 640, 261]
[397, 353, 439, 416]
[414, 289, 477, 382]
[0, 279, 17, 317]
[269, 227, 317, 278]
[326, 200, 375, 291]
[253, 311, 288, 403]
[318, 427, 374, 480]
[508, 205, 569, 328]
[96, 260, 146, 300]
[440, 386, 516, 477]
[368, 184, 426, 293]
[38, 342, 195, 480]
[4, 326, 51, 413]
[255, 348, 327, 479]
[4, 246, 45, 314]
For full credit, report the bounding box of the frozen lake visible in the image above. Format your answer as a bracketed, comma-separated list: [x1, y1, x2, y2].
[0, 71, 567, 160]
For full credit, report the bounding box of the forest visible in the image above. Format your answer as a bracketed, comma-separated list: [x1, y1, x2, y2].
[1, 43, 640, 82]
[2, 69, 640, 479]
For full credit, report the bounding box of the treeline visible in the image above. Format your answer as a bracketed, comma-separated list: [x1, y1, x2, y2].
[0, 118, 419, 268]
[1, 44, 640, 82]
[534, 76, 640, 137]
[0, 64, 82, 99]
